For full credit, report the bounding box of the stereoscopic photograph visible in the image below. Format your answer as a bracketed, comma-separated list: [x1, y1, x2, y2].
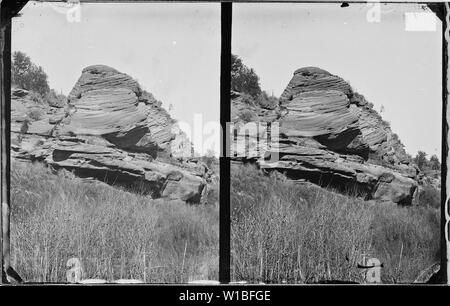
[1, 0, 447, 290]
[230, 2, 442, 284]
[7, 1, 220, 283]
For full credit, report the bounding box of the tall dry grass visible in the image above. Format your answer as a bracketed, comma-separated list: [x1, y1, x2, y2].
[370, 203, 440, 283]
[231, 164, 440, 284]
[11, 161, 218, 283]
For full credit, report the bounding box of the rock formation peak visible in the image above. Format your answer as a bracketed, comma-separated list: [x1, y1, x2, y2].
[293, 66, 331, 76]
[82, 64, 120, 73]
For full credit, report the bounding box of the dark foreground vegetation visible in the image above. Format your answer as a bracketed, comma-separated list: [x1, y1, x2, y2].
[231, 164, 440, 284]
[11, 161, 219, 283]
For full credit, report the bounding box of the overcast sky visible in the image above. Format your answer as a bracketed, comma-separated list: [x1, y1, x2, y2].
[233, 3, 442, 159]
[12, 1, 220, 156]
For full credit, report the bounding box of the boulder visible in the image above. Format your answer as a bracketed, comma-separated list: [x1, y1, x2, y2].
[64, 65, 189, 157]
[280, 67, 352, 103]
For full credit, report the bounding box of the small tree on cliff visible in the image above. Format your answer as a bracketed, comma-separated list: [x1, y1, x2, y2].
[231, 54, 261, 97]
[12, 51, 50, 97]
[429, 154, 441, 171]
[202, 148, 217, 169]
[414, 151, 428, 171]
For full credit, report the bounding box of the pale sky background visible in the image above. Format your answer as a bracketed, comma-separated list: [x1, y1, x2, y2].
[233, 3, 442, 160]
[12, 1, 220, 156]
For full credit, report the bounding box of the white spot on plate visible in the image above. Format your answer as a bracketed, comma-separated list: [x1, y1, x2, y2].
[405, 12, 436, 32]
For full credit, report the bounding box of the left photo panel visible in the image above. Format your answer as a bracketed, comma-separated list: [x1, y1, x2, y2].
[9, 1, 220, 283]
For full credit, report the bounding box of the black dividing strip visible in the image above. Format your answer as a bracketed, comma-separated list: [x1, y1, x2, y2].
[441, 3, 449, 285]
[219, 2, 232, 284]
[1, 9, 12, 284]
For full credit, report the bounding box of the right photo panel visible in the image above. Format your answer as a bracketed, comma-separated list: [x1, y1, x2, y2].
[230, 3, 442, 284]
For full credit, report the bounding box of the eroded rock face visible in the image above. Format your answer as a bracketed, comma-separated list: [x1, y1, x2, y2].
[231, 67, 419, 205]
[62, 65, 185, 157]
[11, 65, 207, 203]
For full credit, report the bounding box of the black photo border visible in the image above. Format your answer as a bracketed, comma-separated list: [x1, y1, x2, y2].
[0, 0, 448, 287]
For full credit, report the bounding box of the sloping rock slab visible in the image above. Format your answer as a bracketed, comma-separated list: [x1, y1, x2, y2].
[19, 140, 207, 203]
[260, 144, 417, 204]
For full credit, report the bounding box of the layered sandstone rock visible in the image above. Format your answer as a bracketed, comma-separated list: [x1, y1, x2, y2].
[11, 65, 207, 203]
[231, 67, 419, 205]
[62, 65, 183, 156]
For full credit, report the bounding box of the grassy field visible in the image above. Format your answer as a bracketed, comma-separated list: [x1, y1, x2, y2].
[231, 164, 440, 284]
[10, 161, 219, 283]
[10, 161, 440, 283]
